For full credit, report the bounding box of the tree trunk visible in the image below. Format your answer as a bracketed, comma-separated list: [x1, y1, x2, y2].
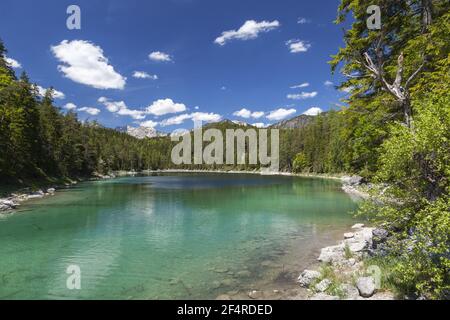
[421, 0, 433, 31]
[403, 98, 414, 129]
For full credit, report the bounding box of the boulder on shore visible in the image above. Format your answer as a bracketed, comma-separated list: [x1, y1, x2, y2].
[356, 277, 376, 298]
[298, 270, 321, 287]
[318, 244, 344, 264]
[341, 176, 363, 186]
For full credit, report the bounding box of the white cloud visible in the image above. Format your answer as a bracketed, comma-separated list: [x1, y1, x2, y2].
[297, 17, 310, 24]
[290, 82, 309, 89]
[302, 107, 323, 116]
[133, 71, 158, 80]
[5, 57, 22, 68]
[214, 20, 280, 46]
[63, 103, 77, 110]
[117, 108, 146, 120]
[286, 39, 311, 53]
[161, 114, 192, 126]
[266, 108, 296, 121]
[233, 108, 264, 119]
[146, 98, 186, 116]
[51, 40, 126, 90]
[36, 85, 66, 99]
[98, 97, 145, 120]
[140, 120, 158, 128]
[149, 51, 172, 62]
[78, 107, 101, 116]
[287, 91, 318, 100]
[191, 112, 222, 123]
[324, 80, 334, 86]
[160, 112, 222, 127]
[251, 111, 265, 119]
[194, 106, 200, 110]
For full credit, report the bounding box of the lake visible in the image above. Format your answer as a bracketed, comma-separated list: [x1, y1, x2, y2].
[0, 173, 359, 299]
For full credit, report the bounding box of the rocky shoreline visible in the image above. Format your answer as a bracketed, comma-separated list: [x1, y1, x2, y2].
[0, 172, 121, 214]
[297, 223, 394, 300]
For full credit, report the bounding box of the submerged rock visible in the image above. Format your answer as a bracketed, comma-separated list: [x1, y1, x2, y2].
[356, 277, 376, 298]
[248, 290, 263, 299]
[298, 270, 321, 287]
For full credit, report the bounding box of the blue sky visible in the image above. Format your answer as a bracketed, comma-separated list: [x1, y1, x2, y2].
[0, 0, 350, 132]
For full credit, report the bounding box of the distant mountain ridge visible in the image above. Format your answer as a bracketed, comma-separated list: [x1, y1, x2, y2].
[116, 126, 166, 139]
[270, 114, 315, 129]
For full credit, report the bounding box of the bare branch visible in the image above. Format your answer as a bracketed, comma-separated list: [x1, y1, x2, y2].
[393, 52, 404, 88]
[405, 60, 426, 89]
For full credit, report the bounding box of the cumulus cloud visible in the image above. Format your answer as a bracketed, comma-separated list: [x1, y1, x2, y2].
[98, 97, 145, 120]
[190, 112, 222, 123]
[146, 98, 186, 116]
[5, 57, 22, 68]
[63, 103, 77, 110]
[160, 112, 222, 127]
[324, 80, 334, 86]
[161, 114, 191, 127]
[51, 40, 126, 90]
[62, 102, 100, 116]
[36, 85, 66, 99]
[233, 108, 265, 119]
[290, 82, 309, 89]
[133, 71, 158, 80]
[286, 39, 311, 53]
[78, 107, 101, 116]
[214, 20, 280, 46]
[149, 51, 172, 62]
[266, 108, 296, 121]
[140, 120, 158, 128]
[297, 17, 311, 24]
[302, 107, 323, 116]
[287, 91, 318, 100]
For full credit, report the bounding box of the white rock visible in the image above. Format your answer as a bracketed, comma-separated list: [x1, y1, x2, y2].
[344, 232, 355, 239]
[318, 244, 344, 263]
[348, 241, 367, 253]
[351, 223, 365, 229]
[298, 270, 321, 287]
[340, 284, 360, 299]
[315, 279, 332, 292]
[47, 188, 56, 194]
[248, 290, 263, 299]
[356, 277, 376, 298]
[27, 194, 44, 200]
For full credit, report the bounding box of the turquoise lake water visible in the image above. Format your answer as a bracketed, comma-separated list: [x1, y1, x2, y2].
[0, 173, 359, 299]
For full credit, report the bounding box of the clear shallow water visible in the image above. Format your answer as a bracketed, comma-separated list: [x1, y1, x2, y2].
[0, 174, 358, 300]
